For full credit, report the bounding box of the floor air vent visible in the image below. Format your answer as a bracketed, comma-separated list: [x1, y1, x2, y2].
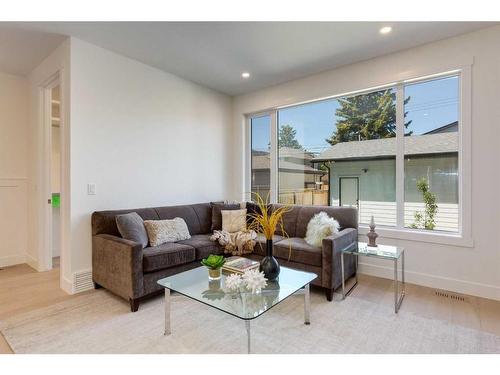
[73, 269, 93, 293]
[435, 290, 467, 302]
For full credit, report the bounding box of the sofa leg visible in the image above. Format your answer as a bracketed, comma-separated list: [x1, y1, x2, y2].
[94, 283, 102, 289]
[325, 288, 334, 302]
[129, 298, 140, 312]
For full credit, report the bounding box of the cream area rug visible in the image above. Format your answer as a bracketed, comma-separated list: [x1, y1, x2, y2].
[1, 289, 499, 354]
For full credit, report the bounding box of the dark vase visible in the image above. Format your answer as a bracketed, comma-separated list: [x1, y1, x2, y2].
[260, 239, 280, 281]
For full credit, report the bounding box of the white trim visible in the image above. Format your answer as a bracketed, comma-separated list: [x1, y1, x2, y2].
[276, 81, 398, 110]
[458, 64, 472, 243]
[0, 255, 26, 268]
[269, 110, 278, 203]
[395, 84, 404, 228]
[358, 262, 500, 301]
[25, 253, 38, 270]
[244, 116, 252, 201]
[60, 275, 73, 294]
[39, 73, 60, 272]
[358, 225, 473, 247]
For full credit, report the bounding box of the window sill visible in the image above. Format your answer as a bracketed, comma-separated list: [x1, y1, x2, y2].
[357, 225, 474, 248]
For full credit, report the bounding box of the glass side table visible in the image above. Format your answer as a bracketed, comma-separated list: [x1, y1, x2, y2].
[341, 242, 405, 313]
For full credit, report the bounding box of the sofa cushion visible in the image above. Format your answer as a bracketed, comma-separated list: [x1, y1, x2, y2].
[273, 237, 322, 267]
[177, 234, 224, 260]
[92, 208, 159, 236]
[272, 204, 301, 238]
[155, 205, 201, 235]
[211, 202, 241, 231]
[253, 234, 284, 256]
[191, 203, 213, 234]
[142, 242, 195, 273]
[116, 212, 149, 248]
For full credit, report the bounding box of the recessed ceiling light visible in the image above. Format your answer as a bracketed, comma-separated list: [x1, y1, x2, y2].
[379, 26, 392, 35]
[241, 72, 250, 79]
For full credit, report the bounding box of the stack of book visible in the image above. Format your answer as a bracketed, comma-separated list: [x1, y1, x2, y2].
[222, 256, 260, 275]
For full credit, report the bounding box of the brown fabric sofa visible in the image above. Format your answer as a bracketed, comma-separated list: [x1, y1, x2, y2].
[92, 202, 357, 312]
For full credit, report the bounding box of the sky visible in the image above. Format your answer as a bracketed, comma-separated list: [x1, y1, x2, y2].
[251, 76, 459, 154]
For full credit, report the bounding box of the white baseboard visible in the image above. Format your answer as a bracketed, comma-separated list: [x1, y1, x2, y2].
[60, 275, 74, 294]
[358, 261, 500, 301]
[0, 254, 26, 268]
[25, 253, 39, 270]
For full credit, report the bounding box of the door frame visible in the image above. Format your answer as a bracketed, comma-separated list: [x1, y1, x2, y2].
[339, 176, 359, 208]
[38, 73, 62, 272]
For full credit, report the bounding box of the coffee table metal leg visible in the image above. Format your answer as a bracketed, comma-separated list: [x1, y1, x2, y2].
[341, 252, 345, 299]
[164, 288, 171, 335]
[394, 258, 398, 313]
[341, 253, 358, 300]
[245, 320, 251, 354]
[394, 251, 405, 313]
[304, 284, 310, 325]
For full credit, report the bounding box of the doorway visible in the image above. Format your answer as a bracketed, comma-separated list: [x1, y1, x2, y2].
[339, 177, 359, 208]
[50, 84, 61, 268]
[40, 75, 62, 271]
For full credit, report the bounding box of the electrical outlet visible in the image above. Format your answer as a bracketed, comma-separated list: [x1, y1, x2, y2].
[87, 183, 96, 195]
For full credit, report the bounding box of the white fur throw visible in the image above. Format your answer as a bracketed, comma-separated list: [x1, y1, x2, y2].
[305, 212, 340, 247]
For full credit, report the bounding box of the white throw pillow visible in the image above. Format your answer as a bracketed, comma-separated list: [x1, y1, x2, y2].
[143, 217, 191, 247]
[221, 209, 247, 233]
[305, 212, 340, 248]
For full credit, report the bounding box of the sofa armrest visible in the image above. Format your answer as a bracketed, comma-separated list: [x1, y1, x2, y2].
[92, 234, 144, 300]
[321, 228, 358, 290]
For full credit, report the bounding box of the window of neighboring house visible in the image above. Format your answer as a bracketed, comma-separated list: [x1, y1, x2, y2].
[250, 114, 271, 201]
[277, 88, 397, 226]
[247, 72, 463, 236]
[403, 76, 459, 232]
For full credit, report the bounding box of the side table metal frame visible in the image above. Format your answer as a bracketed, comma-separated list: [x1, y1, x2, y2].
[341, 247, 405, 313]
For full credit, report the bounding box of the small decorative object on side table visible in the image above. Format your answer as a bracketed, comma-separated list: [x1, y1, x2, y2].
[367, 215, 378, 247]
[201, 254, 225, 280]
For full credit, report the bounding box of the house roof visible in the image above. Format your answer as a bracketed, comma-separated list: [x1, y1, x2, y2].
[278, 147, 315, 159]
[313, 132, 458, 162]
[252, 153, 326, 174]
[423, 121, 458, 135]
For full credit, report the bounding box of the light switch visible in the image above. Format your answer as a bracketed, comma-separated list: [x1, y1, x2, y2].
[88, 183, 96, 195]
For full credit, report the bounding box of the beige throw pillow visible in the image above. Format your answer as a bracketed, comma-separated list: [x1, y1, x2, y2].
[143, 218, 191, 247]
[221, 209, 247, 233]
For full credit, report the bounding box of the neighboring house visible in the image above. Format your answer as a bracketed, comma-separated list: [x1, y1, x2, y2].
[251, 147, 327, 203]
[313, 123, 459, 231]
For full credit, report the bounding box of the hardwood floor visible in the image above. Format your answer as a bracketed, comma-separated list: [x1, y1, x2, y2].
[0, 263, 499, 354]
[0, 264, 76, 354]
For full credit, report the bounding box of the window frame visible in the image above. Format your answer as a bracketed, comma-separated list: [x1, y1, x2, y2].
[245, 67, 472, 247]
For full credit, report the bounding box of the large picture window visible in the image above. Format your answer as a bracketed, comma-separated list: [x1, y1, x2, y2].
[248, 72, 462, 234]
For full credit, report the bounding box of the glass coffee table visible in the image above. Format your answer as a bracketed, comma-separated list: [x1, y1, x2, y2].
[157, 266, 317, 353]
[341, 242, 405, 313]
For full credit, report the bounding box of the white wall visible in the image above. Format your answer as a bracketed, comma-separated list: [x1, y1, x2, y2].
[0, 72, 29, 267]
[232, 26, 500, 300]
[69, 39, 232, 281]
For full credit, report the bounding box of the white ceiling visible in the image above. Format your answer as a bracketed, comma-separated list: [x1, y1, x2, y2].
[1, 22, 495, 95]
